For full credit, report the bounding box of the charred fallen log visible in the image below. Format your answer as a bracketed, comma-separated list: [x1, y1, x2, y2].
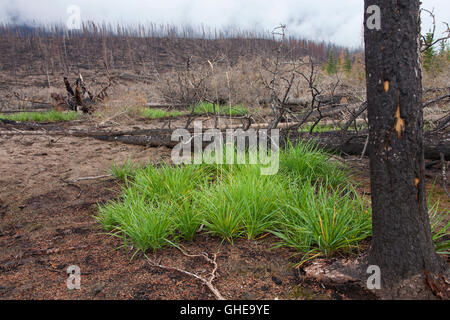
[281, 130, 450, 161]
[1, 119, 448, 160]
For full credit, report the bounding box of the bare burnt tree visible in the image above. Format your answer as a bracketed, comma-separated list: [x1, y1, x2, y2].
[364, 0, 448, 291]
[420, 8, 450, 53]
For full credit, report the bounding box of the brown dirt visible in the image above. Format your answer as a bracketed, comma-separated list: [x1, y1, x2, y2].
[0, 120, 447, 300]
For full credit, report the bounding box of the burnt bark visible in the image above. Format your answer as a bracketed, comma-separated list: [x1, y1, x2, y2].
[282, 130, 450, 161]
[364, 0, 447, 287]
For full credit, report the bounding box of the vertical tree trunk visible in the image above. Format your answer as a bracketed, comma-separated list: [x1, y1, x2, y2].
[364, 0, 447, 286]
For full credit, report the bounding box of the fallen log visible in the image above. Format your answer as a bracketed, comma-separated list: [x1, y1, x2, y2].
[1, 121, 448, 160]
[282, 130, 450, 161]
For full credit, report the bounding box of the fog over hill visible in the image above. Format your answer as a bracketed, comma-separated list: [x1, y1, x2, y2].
[0, 0, 448, 48]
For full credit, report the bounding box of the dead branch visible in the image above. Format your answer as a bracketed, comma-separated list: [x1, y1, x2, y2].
[420, 9, 450, 53]
[146, 246, 225, 300]
[281, 130, 450, 161]
[66, 175, 113, 183]
[342, 102, 368, 132]
[422, 93, 450, 109]
[341, 93, 449, 133]
[431, 113, 450, 133]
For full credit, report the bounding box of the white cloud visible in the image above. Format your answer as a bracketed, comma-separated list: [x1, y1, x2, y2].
[0, 0, 448, 48]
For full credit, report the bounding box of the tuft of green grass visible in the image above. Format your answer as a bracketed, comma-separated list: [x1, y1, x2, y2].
[172, 195, 204, 242]
[192, 102, 248, 116]
[272, 181, 372, 266]
[200, 166, 285, 241]
[428, 186, 450, 255]
[112, 159, 139, 183]
[139, 108, 186, 119]
[97, 141, 371, 258]
[298, 123, 367, 133]
[279, 140, 349, 188]
[298, 123, 338, 133]
[98, 146, 449, 264]
[133, 163, 210, 203]
[96, 190, 175, 254]
[0, 110, 78, 122]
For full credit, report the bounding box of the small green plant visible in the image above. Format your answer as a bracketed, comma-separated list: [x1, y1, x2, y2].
[96, 187, 177, 255]
[326, 48, 337, 75]
[298, 123, 367, 133]
[298, 123, 337, 133]
[343, 50, 352, 73]
[0, 110, 78, 122]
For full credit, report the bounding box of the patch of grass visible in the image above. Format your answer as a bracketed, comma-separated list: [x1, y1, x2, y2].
[96, 190, 176, 254]
[139, 108, 186, 119]
[97, 141, 374, 261]
[98, 140, 449, 264]
[279, 140, 349, 188]
[428, 186, 450, 256]
[298, 123, 338, 133]
[133, 163, 210, 203]
[298, 122, 367, 133]
[111, 160, 139, 183]
[193, 102, 248, 116]
[273, 181, 372, 266]
[172, 196, 204, 242]
[200, 166, 285, 241]
[0, 110, 78, 122]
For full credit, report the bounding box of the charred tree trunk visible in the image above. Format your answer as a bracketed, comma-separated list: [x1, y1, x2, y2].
[364, 0, 447, 289]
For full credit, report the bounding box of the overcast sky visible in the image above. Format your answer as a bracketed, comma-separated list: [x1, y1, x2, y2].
[0, 0, 449, 48]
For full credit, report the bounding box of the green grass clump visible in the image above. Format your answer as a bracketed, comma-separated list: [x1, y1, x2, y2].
[98, 140, 450, 264]
[97, 191, 176, 254]
[193, 102, 248, 116]
[97, 141, 375, 265]
[298, 123, 367, 133]
[200, 166, 285, 241]
[273, 181, 372, 266]
[98, 144, 449, 264]
[112, 160, 139, 183]
[279, 141, 349, 187]
[428, 186, 450, 255]
[299, 123, 338, 133]
[139, 108, 186, 119]
[0, 110, 78, 122]
[133, 163, 210, 203]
